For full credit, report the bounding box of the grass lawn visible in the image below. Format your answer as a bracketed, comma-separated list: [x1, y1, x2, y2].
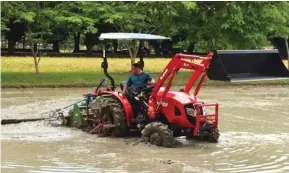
[1, 57, 289, 88]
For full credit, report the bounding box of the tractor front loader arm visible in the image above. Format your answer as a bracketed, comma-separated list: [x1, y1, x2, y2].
[148, 53, 213, 118]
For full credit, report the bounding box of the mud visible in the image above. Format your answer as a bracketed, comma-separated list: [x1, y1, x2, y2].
[1, 86, 289, 173]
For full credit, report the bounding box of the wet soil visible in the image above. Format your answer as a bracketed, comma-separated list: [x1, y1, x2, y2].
[1, 86, 289, 173]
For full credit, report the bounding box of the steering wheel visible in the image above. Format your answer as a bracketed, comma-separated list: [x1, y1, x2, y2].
[135, 84, 155, 93]
[94, 78, 106, 93]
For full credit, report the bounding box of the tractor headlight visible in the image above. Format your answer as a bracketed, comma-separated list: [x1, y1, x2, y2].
[186, 107, 195, 117]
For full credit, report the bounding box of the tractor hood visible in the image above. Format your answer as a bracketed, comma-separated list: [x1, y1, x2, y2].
[157, 88, 197, 105]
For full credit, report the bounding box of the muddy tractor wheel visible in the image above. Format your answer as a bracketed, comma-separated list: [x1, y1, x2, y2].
[99, 96, 127, 137]
[141, 122, 175, 148]
[208, 128, 220, 143]
[61, 110, 73, 127]
[187, 122, 220, 143]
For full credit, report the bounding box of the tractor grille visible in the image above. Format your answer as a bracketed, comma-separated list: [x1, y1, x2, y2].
[184, 104, 204, 125]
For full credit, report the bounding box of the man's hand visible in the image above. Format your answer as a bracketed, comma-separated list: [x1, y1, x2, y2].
[148, 78, 156, 86]
[122, 85, 128, 97]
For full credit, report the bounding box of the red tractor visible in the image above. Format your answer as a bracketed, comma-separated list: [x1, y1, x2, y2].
[57, 33, 289, 147]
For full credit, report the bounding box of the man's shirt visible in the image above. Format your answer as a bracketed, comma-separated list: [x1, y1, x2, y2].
[127, 72, 152, 88]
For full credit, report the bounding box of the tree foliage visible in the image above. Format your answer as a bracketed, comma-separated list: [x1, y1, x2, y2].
[99, 2, 191, 64]
[1, 1, 289, 56]
[54, 2, 99, 52]
[182, 1, 289, 51]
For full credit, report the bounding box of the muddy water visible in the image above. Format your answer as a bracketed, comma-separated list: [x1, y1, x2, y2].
[1, 86, 289, 173]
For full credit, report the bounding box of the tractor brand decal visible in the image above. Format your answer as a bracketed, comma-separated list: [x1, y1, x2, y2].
[160, 69, 168, 80]
[184, 63, 190, 67]
[157, 101, 168, 107]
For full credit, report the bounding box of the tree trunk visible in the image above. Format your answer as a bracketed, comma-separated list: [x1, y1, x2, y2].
[285, 38, 289, 69]
[150, 41, 161, 56]
[86, 44, 93, 56]
[33, 56, 39, 74]
[113, 40, 118, 55]
[52, 40, 60, 52]
[73, 32, 80, 53]
[30, 43, 40, 74]
[125, 41, 135, 69]
[7, 38, 15, 55]
[131, 58, 135, 66]
[139, 40, 144, 53]
[34, 44, 38, 52]
[128, 48, 135, 68]
[187, 42, 195, 53]
[22, 37, 25, 50]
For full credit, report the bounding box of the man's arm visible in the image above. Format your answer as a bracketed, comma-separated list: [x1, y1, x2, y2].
[122, 76, 132, 95]
[146, 73, 155, 84]
[122, 85, 128, 95]
[150, 77, 156, 84]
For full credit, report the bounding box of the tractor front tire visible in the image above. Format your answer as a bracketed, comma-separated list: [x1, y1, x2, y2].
[100, 97, 127, 137]
[208, 128, 220, 143]
[186, 122, 220, 143]
[141, 122, 175, 148]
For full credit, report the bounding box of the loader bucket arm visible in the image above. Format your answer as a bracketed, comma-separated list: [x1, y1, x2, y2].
[148, 53, 213, 118]
[208, 50, 289, 82]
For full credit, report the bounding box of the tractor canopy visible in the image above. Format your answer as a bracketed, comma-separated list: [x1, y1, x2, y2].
[99, 33, 171, 40]
[208, 49, 289, 82]
[98, 32, 171, 90]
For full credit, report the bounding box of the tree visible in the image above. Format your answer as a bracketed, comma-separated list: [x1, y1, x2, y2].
[55, 2, 98, 53]
[182, 2, 289, 52]
[101, 2, 191, 65]
[84, 23, 117, 56]
[2, 22, 25, 54]
[1, 2, 26, 55]
[45, 2, 69, 53]
[48, 26, 70, 52]
[16, 2, 56, 73]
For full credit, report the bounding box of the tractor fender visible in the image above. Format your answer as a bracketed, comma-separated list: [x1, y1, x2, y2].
[99, 91, 134, 127]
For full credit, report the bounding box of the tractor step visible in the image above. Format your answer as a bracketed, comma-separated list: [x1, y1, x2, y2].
[130, 118, 146, 124]
[103, 124, 117, 129]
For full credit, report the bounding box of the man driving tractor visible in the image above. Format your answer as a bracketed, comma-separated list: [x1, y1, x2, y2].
[121, 63, 155, 122]
[122, 62, 155, 95]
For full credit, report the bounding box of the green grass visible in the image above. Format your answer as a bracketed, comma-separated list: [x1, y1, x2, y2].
[1, 57, 173, 73]
[1, 57, 289, 88]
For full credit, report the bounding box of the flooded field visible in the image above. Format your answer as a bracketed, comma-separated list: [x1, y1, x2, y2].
[1, 86, 289, 173]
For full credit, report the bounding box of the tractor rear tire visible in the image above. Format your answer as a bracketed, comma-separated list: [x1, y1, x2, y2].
[141, 122, 175, 148]
[100, 96, 127, 137]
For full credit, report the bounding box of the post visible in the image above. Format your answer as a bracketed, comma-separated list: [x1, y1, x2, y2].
[139, 41, 145, 69]
[139, 54, 144, 70]
[285, 38, 289, 69]
[101, 41, 115, 90]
